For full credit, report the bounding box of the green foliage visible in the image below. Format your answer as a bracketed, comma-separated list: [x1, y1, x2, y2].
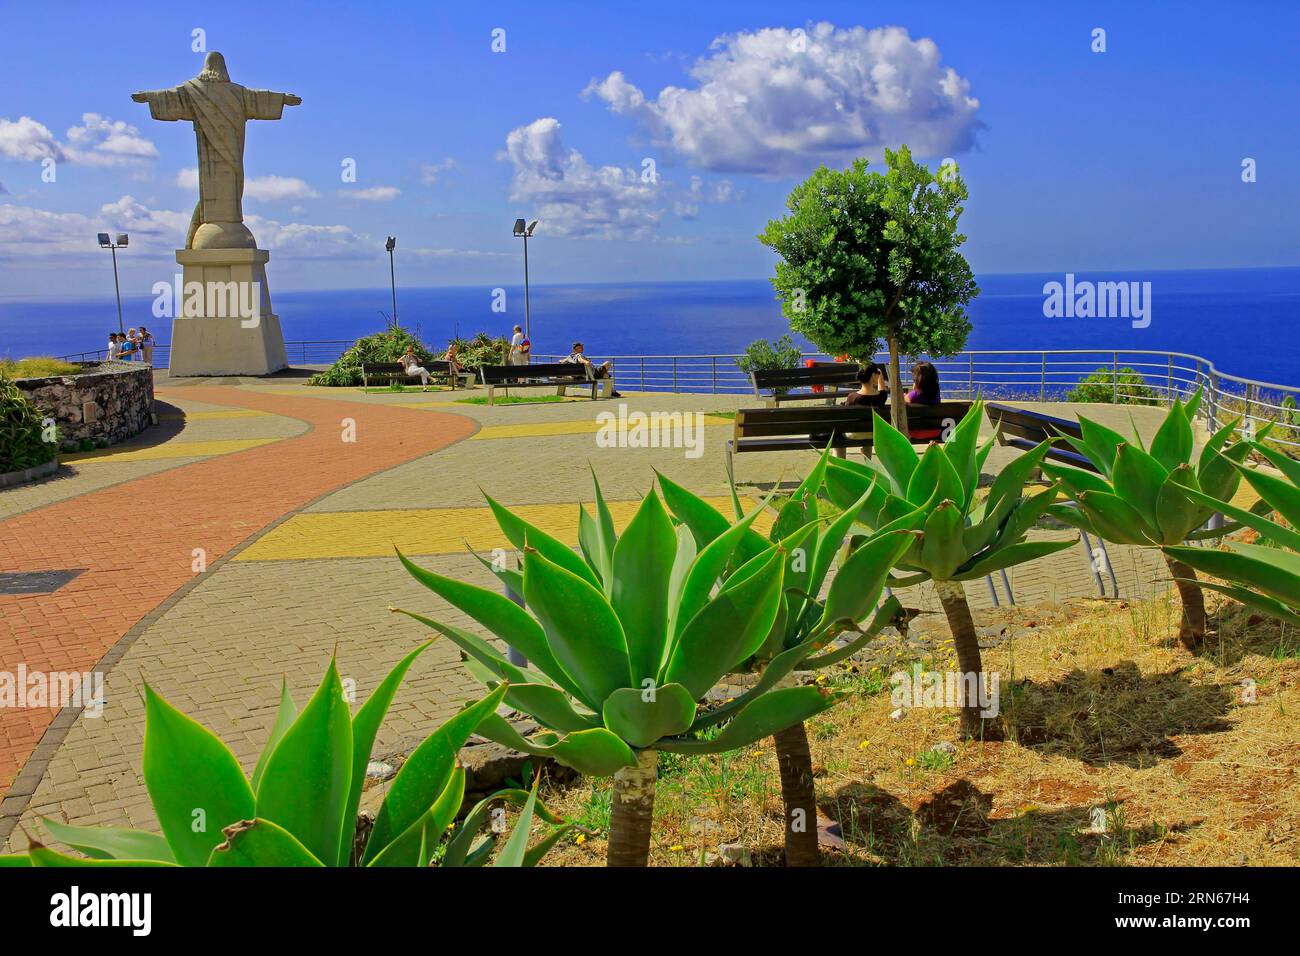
[734, 335, 803, 375]
[1066, 366, 1160, 405]
[0, 372, 57, 472]
[0, 356, 81, 378]
[758, 146, 978, 363]
[308, 326, 436, 387]
[821, 401, 1077, 582]
[448, 331, 507, 370]
[392, 468, 912, 772]
[1045, 390, 1257, 547]
[19, 650, 569, 867]
[1164, 440, 1300, 627]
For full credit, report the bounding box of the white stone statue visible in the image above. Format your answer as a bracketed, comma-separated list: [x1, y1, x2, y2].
[132, 52, 301, 250]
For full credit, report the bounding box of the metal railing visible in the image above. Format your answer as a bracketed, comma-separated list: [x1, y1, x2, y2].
[55, 343, 1300, 451]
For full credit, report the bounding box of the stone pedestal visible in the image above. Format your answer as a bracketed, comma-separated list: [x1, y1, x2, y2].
[169, 247, 288, 376]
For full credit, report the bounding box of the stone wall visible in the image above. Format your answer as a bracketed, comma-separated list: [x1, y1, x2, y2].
[15, 361, 154, 449]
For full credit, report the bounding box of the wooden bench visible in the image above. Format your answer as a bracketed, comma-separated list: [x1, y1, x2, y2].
[478, 362, 613, 407]
[984, 402, 1119, 598]
[726, 401, 972, 480]
[750, 363, 861, 406]
[361, 360, 469, 390]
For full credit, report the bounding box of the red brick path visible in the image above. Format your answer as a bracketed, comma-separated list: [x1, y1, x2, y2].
[0, 387, 475, 797]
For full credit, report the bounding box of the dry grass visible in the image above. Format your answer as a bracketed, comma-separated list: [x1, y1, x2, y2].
[534, 587, 1300, 866]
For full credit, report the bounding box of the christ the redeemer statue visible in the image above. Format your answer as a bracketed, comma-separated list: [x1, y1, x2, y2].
[132, 52, 301, 250]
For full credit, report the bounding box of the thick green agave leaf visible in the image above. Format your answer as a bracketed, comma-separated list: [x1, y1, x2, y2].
[1235, 461, 1300, 531]
[658, 469, 767, 560]
[942, 400, 985, 506]
[256, 657, 352, 870]
[28, 844, 176, 867]
[1148, 396, 1193, 472]
[497, 682, 600, 734]
[484, 492, 600, 588]
[443, 787, 565, 867]
[817, 529, 915, 633]
[658, 686, 842, 754]
[1197, 427, 1251, 501]
[993, 486, 1062, 551]
[398, 549, 583, 702]
[1076, 490, 1158, 545]
[663, 548, 785, 698]
[824, 456, 890, 524]
[252, 679, 298, 795]
[1076, 415, 1131, 477]
[364, 685, 507, 865]
[577, 505, 608, 590]
[493, 782, 540, 868]
[920, 499, 966, 579]
[475, 714, 638, 775]
[39, 817, 175, 864]
[337, 640, 434, 865]
[984, 440, 1053, 519]
[391, 609, 553, 687]
[142, 682, 255, 867]
[207, 818, 324, 867]
[870, 410, 920, 493]
[1250, 442, 1300, 488]
[468, 545, 524, 597]
[1154, 465, 1204, 544]
[1041, 461, 1114, 498]
[1111, 442, 1169, 522]
[525, 547, 632, 706]
[602, 682, 697, 748]
[589, 466, 619, 570]
[953, 538, 1078, 581]
[802, 596, 904, 668]
[1162, 544, 1300, 610]
[1172, 578, 1300, 628]
[1196, 416, 1241, 475]
[610, 488, 679, 684]
[369, 766, 467, 868]
[663, 525, 697, 656]
[1170, 484, 1300, 553]
[906, 443, 964, 508]
[808, 481, 877, 607]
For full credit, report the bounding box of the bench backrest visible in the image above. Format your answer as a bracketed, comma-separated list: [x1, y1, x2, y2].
[736, 401, 971, 442]
[984, 402, 1099, 472]
[361, 362, 408, 374]
[751, 363, 861, 394]
[479, 362, 593, 385]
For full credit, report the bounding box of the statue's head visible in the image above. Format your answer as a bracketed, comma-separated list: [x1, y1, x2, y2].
[196, 52, 231, 83]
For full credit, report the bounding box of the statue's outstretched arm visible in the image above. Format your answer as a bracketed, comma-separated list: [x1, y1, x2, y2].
[131, 88, 191, 121]
[243, 89, 302, 120]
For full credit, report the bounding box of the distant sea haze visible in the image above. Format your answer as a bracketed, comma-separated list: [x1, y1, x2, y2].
[3, 268, 1298, 386]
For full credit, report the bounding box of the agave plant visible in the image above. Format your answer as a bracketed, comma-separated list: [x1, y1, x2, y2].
[4, 647, 569, 867]
[656, 455, 907, 866]
[1041, 390, 1262, 651]
[394, 473, 913, 866]
[821, 400, 1077, 736]
[1161, 441, 1300, 627]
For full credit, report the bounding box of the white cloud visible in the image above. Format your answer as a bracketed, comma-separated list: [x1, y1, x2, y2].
[176, 168, 318, 201]
[408, 246, 510, 259]
[64, 113, 159, 165]
[1, 113, 159, 166]
[0, 116, 65, 162]
[503, 117, 661, 239]
[584, 23, 982, 175]
[419, 158, 456, 184]
[341, 185, 401, 202]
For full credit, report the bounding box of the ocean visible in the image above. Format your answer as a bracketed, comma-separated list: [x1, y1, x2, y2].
[2, 268, 1298, 386]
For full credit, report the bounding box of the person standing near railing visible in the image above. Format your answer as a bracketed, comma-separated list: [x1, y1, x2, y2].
[139, 326, 155, 364]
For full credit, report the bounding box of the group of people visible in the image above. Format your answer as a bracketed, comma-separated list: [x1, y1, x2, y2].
[396, 331, 619, 396]
[843, 359, 941, 407]
[107, 327, 154, 363]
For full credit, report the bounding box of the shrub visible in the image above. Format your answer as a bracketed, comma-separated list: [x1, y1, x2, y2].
[448, 331, 507, 370]
[308, 326, 436, 387]
[0, 357, 80, 378]
[0, 372, 57, 473]
[1066, 366, 1159, 405]
[734, 334, 803, 377]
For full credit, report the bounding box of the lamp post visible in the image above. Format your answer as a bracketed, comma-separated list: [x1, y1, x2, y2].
[512, 218, 537, 342]
[97, 232, 129, 336]
[385, 236, 398, 329]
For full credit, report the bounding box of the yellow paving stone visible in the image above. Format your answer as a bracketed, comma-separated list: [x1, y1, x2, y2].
[471, 415, 734, 441]
[61, 437, 279, 464]
[236, 496, 767, 560]
[159, 409, 272, 421]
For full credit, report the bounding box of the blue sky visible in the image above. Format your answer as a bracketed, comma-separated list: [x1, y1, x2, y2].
[1, 0, 1298, 299]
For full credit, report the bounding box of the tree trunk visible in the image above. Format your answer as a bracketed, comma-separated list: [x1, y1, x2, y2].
[934, 579, 985, 737]
[1164, 554, 1207, 652]
[772, 721, 819, 866]
[887, 330, 909, 434]
[607, 749, 658, 866]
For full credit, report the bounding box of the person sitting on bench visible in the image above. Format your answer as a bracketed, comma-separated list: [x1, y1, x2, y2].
[563, 342, 620, 397]
[843, 362, 890, 407]
[399, 345, 432, 390]
[906, 360, 942, 405]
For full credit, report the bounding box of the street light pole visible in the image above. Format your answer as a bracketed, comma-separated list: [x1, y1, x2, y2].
[512, 219, 538, 343]
[98, 232, 128, 336]
[385, 236, 398, 329]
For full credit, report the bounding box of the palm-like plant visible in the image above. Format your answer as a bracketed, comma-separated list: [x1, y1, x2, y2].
[1162, 441, 1300, 627]
[821, 401, 1077, 736]
[657, 454, 907, 866]
[394, 473, 913, 866]
[1042, 391, 1260, 651]
[4, 649, 568, 867]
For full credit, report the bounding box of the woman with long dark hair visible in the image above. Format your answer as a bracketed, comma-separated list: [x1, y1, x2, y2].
[906, 360, 941, 405]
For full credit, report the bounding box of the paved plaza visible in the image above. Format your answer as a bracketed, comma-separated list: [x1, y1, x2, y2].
[1, 373, 1186, 850]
